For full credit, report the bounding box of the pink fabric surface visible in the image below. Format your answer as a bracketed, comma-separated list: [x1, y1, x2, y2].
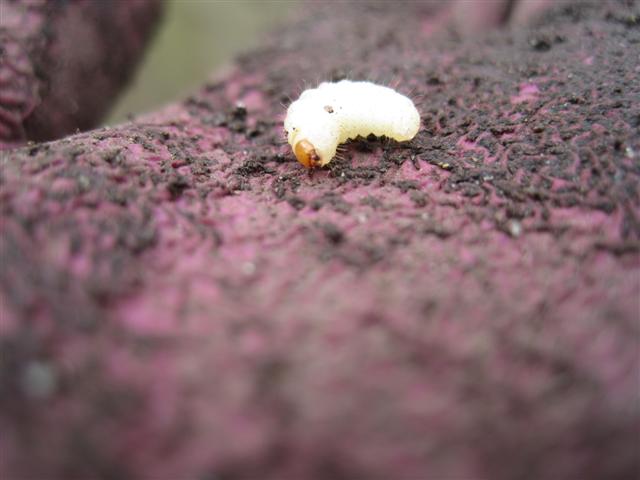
[1, 1, 638, 479]
[0, 0, 162, 146]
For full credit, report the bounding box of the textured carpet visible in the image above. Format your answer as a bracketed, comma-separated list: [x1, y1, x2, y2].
[1, 1, 638, 478]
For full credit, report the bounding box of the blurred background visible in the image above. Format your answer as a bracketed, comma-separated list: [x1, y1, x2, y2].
[106, 0, 297, 124]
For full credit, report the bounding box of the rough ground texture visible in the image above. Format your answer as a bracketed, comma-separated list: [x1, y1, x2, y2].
[1, 1, 639, 479]
[0, 0, 162, 147]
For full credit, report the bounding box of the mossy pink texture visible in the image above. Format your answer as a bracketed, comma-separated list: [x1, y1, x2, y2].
[0, 0, 162, 146]
[1, 1, 639, 479]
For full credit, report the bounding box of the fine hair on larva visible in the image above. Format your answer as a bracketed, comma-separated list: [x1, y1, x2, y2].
[284, 79, 421, 168]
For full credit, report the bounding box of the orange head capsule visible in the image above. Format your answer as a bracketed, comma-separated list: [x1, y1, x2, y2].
[294, 139, 321, 168]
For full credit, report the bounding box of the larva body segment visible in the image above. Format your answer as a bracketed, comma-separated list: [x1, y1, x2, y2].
[284, 80, 420, 168]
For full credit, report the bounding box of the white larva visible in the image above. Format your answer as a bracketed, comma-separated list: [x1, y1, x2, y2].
[284, 80, 420, 168]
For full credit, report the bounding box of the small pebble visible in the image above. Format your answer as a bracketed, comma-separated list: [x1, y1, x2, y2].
[21, 361, 57, 399]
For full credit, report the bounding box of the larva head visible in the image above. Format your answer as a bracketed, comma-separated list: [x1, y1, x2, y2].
[293, 139, 321, 168]
[284, 100, 339, 168]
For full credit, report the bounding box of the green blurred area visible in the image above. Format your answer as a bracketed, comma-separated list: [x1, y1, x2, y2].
[106, 0, 296, 124]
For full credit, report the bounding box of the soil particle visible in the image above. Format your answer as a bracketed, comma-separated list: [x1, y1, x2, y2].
[321, 222, 345, 245]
